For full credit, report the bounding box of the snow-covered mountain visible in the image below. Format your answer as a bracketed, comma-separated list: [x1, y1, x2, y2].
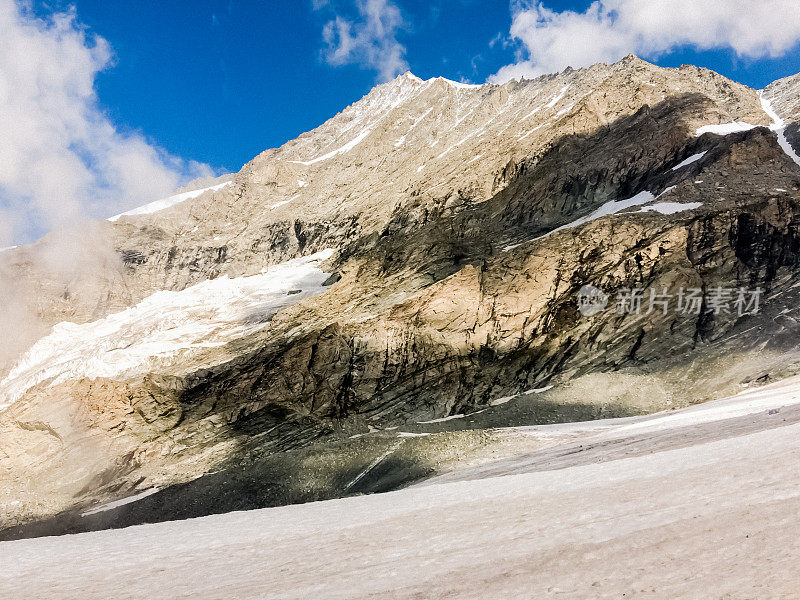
[3, 55, 800, 550]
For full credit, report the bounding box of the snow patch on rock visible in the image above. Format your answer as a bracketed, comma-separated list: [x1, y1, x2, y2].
[671, 151, 708, 170]
[759, 92, 800, 168]
[638, 201, 703, 215]
[108, 182, 232, 222]
[81, 489, 160, 517]
[695, 122, 757, 136]
[546, 85, 570, 109]
[417, 414, 466, 424]
[435, 77, 483, 90]
[549, 191, 656, 235]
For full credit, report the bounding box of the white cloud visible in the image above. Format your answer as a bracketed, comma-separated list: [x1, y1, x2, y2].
[0, 1, 215, 245]
[320, 0, 408, 82]
[490, 0, 800, 83]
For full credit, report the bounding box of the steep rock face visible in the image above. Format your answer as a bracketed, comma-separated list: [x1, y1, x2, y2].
[3, 56, 800, 531]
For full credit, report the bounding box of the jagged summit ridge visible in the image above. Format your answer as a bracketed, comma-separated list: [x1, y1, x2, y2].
[243, 54, 769, 221]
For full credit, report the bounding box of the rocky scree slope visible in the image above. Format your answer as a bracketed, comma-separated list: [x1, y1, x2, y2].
[3, 55, 800, 534]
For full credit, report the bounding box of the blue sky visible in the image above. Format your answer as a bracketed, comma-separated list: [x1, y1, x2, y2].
[3, 0, 800, 245]
[32, 0, 800, 173]
[29, 0, 522, 172]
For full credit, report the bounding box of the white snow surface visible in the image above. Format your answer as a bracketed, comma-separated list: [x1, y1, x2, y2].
[490, 395, 516, 406]
[760, 91, 786, 128]
[524, 385, 554, 394]
[502, 191, 662, 252]
[394, 107, 433, 147]
[270, 198, 295, 209]
[545, 85, 570, 108]
[108, 182, 232, 221]
[4, 376, 800, 598]
[290, 74, 427, 165]
[695, 122, 757, 136]
[291, 128, 372, 165]
[436, 128, 483, 159]
[671, 151, 708, 170]
[502, 185, 701, 252]
[416, 414, 466, 424]
[436, 77, 483, 89]
[0, 249, 336, 410]
[612, 378, 800, 436]
[518, 122, 546, 140]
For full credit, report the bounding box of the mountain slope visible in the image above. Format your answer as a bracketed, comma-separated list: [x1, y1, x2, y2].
[3, 56, 800, 534]
[0, 55, 771, 350]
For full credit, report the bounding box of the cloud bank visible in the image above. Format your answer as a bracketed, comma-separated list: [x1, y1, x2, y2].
[490, 0, 800, 83]
[0, 1, 214, 246]
[320, 0, 408, 82]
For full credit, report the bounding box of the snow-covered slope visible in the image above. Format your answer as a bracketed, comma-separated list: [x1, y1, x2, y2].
[763, 71, 800, 125]
[2, 377, 799, 599]
[0, 249, 335, 410]
[237, 56, 768, 232]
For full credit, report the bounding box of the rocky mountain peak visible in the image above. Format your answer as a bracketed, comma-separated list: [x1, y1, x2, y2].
[0, 56, 779, 358]
[616, 53, 650, 67]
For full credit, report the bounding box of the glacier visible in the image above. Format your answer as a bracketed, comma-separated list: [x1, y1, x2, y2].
[0, 249, 336, 410]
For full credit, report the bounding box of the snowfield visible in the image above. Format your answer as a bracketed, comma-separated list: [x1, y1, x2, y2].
[0, 249, 336, 410]
[2, 376, 800, 599]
